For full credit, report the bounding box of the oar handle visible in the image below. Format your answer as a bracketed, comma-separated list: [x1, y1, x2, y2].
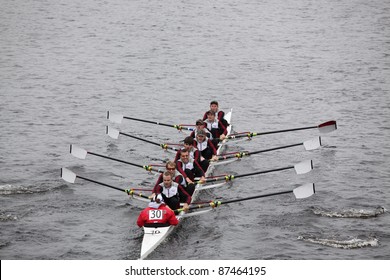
[174, 202, 212, 214]
[125, 189, 151, 200]
[216, 152, 249, 161]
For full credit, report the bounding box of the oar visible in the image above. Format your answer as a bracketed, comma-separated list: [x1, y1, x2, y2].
[175, 183, 315, 214]
[216, 137, 321, 161]
[106, 126, 182, 152]
[69, 145, 164, 173]
[199, 160, 313, 184]
[60, 168, 150, 200]
[107, 111, 194, 131]
[227, 120, 337, 140]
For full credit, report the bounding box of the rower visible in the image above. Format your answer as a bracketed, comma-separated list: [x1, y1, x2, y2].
[176, 149, 206, 193]
[136, 194, 179, 227]
[189, 119, 213, 140]
[202, 100, 229, 128]
[152, 161, 186, 195]
[174, 136, 201, 164]
[194, 129, 218, 171]
[152, 171, 190, 211]
[204, 110, 228, 147]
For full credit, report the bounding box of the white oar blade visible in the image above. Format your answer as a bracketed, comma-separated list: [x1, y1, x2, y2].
[106, 126, 120, 139]
[70, 145, 87, 159]
[303, 137, 322, 151]
[294, 160, 313, 174]
[293, 183, 315, 199]
[61, 168, 76, 183]
[318, 120, 337, 134]
[107, 111, 123, 124]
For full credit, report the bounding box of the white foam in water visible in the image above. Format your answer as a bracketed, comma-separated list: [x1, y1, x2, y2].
[298, 235, 379, 249]
[311, 206, 386, 218]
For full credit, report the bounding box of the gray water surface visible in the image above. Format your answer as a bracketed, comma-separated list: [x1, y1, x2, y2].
[1, 0, 389, 259]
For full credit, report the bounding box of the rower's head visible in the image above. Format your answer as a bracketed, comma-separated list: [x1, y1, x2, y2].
[179, 149, 190, 163]
[183, 136, 194, 150]
[196, 129, 206, 142]
[162, 171, 173, 187]
[209, 101, 219, 113]
[206, 110, 216, 121]
[165, 161, 176, 176]
[195, 119, 205, 129]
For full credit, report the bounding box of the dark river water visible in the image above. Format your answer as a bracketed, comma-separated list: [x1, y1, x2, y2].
[1, 0, 389, 261]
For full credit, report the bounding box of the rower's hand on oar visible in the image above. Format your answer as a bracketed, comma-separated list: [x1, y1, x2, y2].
[186, 177, 194, 184]
[210, 155, 218, 162]
[198, 176, 206, 184]
[182, 203, 190, 212]
[149, 193, 156, 200]
[219, 134, 226, 141]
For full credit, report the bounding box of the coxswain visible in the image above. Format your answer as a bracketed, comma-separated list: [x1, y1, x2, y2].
[136, 194, 179, 227]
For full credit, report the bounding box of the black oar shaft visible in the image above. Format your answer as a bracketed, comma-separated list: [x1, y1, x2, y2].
[248, 142, 302, 155]
[177, 189, 294, 214]
[77, 175, 126, 193]
[233, 166, 293, 179]
[204, 166, 293, 183]
[76, 175, 150, 199]
[228, 125, 318, 139]
[120, 131, 160, 147]
[221, 190, 292, 205]
[119, 131, 180, 151]
[87, 151, 144, 169]
[123, 116, 173, 128]
[254, 125, 317, 136]
[218, 142, 303, 160]
[227, 120, 336, 140]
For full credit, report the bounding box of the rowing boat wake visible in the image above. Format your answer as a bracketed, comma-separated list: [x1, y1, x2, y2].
[309, 206, 386, 218]
[0, 183, 63, 195]
[298, 234, 379, 249]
